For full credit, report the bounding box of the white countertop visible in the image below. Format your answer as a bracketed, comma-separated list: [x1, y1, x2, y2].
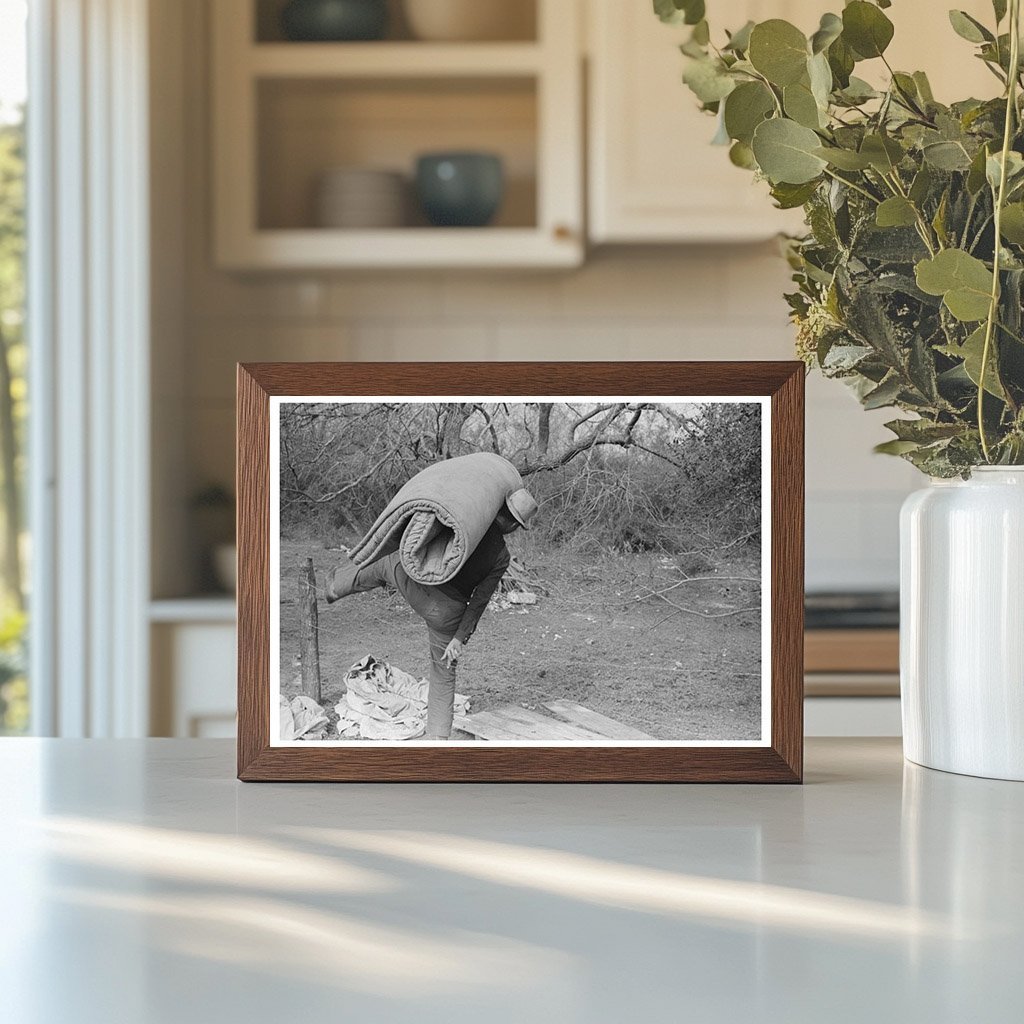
[1, 738, 1020, 1023]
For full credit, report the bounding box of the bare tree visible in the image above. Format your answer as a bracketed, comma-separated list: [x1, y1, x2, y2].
[278, 401, 761, 553]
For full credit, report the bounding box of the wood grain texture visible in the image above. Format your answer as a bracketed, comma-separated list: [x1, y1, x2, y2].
[770, 363, 805, 783]
[236, 361, 805, 783]
[237, 365, 270, 778]
[457, 707, 608, 742]
[542, 700, 654, 740]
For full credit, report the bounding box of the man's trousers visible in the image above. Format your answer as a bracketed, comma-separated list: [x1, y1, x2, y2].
[329, 552, 466, 739]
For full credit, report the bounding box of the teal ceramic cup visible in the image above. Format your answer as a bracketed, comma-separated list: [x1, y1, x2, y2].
[415, 152, 505, 227]
[280, 0, 388, 42]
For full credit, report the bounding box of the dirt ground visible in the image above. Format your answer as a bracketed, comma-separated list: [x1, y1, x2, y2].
[279, 535, 763, 742]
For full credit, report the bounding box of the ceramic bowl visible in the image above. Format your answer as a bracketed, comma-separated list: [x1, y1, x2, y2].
[316, 168, 407, 228]
[415, 152, 504, 227]
[281, 0, 388, 42]
[403, 0, 534, 42]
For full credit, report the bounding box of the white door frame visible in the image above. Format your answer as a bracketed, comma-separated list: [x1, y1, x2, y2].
[28, 0, 150, 736]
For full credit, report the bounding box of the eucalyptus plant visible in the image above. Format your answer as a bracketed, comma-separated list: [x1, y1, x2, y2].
[657, 0, 1024, 475]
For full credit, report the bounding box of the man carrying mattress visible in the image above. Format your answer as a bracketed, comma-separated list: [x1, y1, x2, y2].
[325, 452, 539, 740]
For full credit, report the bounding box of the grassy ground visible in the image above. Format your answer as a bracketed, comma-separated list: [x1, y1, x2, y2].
[279, 536, 763, 741]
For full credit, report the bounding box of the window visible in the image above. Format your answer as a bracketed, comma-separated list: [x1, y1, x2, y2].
[0, 0, 28, 734]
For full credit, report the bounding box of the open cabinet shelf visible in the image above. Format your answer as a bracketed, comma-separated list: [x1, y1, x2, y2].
[212, 0, 583, 269]
[249, 42, 545, 77]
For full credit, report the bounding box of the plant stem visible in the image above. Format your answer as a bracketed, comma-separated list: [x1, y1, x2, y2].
[979, 0, 1021, 462]
[884, 170, 939, 254]
[822, 167, 879, 205]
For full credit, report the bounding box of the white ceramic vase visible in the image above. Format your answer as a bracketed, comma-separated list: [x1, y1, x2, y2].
[900, 467, 1024, 781]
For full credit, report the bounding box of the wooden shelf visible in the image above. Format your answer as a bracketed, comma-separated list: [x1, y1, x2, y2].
[150, 597, 237, 623]
[212, 0, 583, 269]
[218, 227, 580, 270]
[249, 42, 544, 78]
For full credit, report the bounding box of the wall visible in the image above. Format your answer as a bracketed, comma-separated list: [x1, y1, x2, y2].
[156, 0, 920, 598]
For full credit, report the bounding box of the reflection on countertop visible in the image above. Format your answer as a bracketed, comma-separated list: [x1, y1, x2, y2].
[1, 738, 1022, 1022]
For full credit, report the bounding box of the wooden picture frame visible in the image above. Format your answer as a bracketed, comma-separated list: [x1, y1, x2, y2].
[237, 362, 804, 782]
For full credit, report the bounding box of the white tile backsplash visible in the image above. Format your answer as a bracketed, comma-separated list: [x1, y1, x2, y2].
[182, 251, 918, 592]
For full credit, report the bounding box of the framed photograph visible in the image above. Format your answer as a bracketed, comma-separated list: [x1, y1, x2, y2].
[237, 362, 803, 782]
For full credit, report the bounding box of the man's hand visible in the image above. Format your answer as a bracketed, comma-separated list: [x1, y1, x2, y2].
[442, 638, 463, 667]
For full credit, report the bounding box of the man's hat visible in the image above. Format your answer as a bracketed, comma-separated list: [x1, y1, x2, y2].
[505, 488, 539, 530]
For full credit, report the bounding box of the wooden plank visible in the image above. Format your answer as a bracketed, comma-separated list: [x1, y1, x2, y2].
[454, 711, 536, 742]
[542, 700, 654, 740]
[485, 706, 609, 741]
[457, 706, 611, 742]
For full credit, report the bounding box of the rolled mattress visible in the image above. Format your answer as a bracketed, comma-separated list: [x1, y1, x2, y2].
[348, 452, 523, 585]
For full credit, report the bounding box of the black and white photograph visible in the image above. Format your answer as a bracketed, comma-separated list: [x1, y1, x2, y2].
[270, 397, 770, 746]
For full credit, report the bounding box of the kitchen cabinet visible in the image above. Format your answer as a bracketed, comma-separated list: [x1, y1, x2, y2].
[586, 0, 998, 244]
[150, 601, 237, 737]
[587, 0, 813, 243]
[211, 0, 583, 269]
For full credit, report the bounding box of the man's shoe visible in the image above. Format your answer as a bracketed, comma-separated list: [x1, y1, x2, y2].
[325, 557, 360, 604]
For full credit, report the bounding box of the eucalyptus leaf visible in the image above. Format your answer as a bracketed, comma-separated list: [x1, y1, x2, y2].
[836, 76, 879, 105]
[810, 13, 843, 54]
[967, 144, 991, 194]
[683, 57, 736, 104]
[784, 80, 824, 129]
[1000, 203, 1024, 245]
[653, 0, 705, 26]
[923, 140, 973, 171]
[723, 81, 775, 144]
[827, 35, 856, 88]
[808, 52, 833, 110]
[986, 150, 1024, 190]
[876, 197, 919, 228]
[842, 1, 895, 59]
[909, 165, 933, 205]
[861, 133, 904, 173]
[770, 180, 820, 209]
[729, 140, 757, 169]
[915, 250, 994, 322]
[685, 2, 706, 27]
[948, 10, 994, 44]
[752, 118, 828, 184]
[724, 20, 755, 53]
[913, 71, 935, 104]
[892, 72, 923, 110]
[874, 439, 922, 455]
[748, 20, 809, 86]
[814, 146, 872, 170]
[940, 326, 1006, 398]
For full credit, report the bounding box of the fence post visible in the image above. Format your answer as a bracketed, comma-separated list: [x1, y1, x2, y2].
[298, 557, 322, 702]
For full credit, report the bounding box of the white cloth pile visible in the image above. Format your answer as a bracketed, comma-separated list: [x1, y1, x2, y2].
[335, 655, 470, 740]
[279, 694, 329, 741]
